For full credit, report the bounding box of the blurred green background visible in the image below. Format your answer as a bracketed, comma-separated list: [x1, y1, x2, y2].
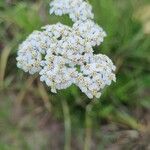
[0, 0, 150, 149]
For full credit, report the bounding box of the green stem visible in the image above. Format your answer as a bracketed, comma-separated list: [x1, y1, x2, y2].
[62, 100, 71, 150]
[84, 102, 93, 150]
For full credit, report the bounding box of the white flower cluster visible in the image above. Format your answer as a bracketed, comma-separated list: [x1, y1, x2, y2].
[16, 0, 116, 99]
[50, 0, 94, 22]
[73, 20, 107, 46]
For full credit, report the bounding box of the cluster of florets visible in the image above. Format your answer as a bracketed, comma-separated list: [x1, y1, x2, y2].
[16, 0, 116, 99]
[50, 0, 94, 22]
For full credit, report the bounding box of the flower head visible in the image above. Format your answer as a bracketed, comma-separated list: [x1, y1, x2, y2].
[50, 0, 94, 22]
[16, 0, 116, 99]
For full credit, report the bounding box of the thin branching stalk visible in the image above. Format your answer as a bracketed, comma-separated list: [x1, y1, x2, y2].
[62, 100, 71, 150]
[84, 102, 93, 150]
[38, 81, 51, 113]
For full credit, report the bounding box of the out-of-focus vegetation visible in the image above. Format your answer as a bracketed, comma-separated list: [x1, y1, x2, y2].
[0, 0, 150, 149]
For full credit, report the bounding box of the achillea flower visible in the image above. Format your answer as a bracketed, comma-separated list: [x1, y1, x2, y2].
[50, 0, 94, 22]
[73, 20, 107, 46]
[16, 0, 116, 99]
